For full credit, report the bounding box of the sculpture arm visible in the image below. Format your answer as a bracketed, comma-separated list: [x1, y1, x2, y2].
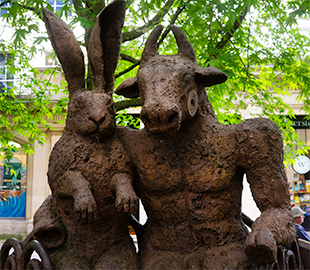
[56, 170, 97, 224]
[238, 119, 296, 263]
[244, 168, 295, 263]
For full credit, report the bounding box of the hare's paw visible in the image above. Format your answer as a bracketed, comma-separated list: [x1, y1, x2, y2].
[73, 192, 97, 224]
[115, 187, 138, 214]
[244, 227, 277, 264]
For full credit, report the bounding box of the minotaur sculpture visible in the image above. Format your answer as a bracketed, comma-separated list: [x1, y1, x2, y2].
[0, 2, 298, 270]
[115, 25, 296, 269]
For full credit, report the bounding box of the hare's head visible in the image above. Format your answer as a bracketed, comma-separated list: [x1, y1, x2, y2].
[66, 91, 115, 140]
[42, 0, 126, 140]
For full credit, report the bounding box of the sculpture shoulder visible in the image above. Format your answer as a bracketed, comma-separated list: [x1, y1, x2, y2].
[233, 118, 284, 167]
[116, 126, 145, 147]
[234, 118, 283, 145]
[49, 132, 88, 161]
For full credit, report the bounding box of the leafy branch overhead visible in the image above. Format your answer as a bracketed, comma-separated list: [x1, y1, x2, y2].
[0, 0, 310, 164]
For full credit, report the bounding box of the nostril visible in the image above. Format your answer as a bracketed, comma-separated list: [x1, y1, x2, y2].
[89, 116, 106, 125]
[89, 117, 97, 124]
[168, 111, 179, 124]
[97, 116, 106, 125]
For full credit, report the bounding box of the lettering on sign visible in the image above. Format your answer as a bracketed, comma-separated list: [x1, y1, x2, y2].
[292, 155, 310, 174]
[290, 115, 310, 129]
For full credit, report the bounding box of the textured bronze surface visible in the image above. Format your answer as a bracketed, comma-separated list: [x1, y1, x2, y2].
[38, 1, 139, 269]
[0, 5, 298, 270]
[116, 25, 296, 269]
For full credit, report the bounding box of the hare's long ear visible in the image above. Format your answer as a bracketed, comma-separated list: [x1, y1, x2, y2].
[42, 7, 85, 98]
[88, 0, 126, 96]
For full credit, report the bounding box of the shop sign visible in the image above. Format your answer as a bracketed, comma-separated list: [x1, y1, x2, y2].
[3, 163, 22, 180]
[0, 162, 26, 217]
[2, 181, 21, 190]
[291, 115, 310, 129]
[292, 155, 310, 175]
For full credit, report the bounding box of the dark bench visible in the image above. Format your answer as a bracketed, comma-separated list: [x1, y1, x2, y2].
[298, 238, 310, 269]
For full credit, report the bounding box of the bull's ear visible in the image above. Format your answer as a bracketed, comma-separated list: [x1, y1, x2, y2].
[115, 77, 140, 98]
[194, 66, 227, 87]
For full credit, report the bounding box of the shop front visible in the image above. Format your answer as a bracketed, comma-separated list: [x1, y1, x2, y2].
[0, 125, 64, 237]
[288, 115, 310, 231]
[0, 155, 27, 218]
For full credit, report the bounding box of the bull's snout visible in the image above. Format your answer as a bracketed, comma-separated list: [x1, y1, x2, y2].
[140, 102, 181, 135]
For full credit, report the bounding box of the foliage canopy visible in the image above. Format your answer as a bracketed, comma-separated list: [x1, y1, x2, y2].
[0, 0, 310, 165]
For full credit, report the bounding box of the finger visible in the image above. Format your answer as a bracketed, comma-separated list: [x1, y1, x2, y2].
[245, 231, 256, 247]
[123, 199, 130, 213]
[91, 203, 97, 220]
[130, 198, 137, 214]
[75, 210, 81, 223]
[115, 198, 123, 212]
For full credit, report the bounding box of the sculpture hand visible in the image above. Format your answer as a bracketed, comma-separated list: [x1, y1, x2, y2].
[73, 191, 97, 224]
[244, 226, 277, 264]
[115, 186, 138, 214]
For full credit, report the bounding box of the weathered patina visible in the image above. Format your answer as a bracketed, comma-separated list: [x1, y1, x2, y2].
[116, 25, 296, 269]
[0, 4, 299, 270]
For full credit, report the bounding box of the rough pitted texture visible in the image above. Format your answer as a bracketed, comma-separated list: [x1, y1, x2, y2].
[17, 11, 298, 270]
[117, 118, 295, 269]
[31, 1, 139, 269]
[47, 132, 138, 269]
[116, 25, 297, 269]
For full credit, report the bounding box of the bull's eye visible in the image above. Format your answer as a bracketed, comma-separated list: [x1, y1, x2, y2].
[190, 99, 195, 107]
[187, 90, 198, 117]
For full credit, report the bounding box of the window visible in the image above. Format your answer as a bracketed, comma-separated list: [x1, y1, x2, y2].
[47, 0, 72, 14]
[0, 53, 14, 92]
[45, 51, 59, 66]
[1, 1, 72, 17]
[0, 2, 10, 16]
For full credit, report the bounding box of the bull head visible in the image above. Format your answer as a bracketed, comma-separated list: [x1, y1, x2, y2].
[115, 25, 227, 136]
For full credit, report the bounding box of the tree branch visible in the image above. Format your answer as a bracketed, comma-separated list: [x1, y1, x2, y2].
[72, 0, 87, 18]
[211, 3, 249, 59]
[115, 61, 140, 79]
[116, 1, 187, 79]
[120, 53, 139, 63]
[11, 0, 42, 18]
[122, 0, 175, 42]
[0, 0, 10, 7]
[114, 98, 141, 112]
[157, 0, 189, 47]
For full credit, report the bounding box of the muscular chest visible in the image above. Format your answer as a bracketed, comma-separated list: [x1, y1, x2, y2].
[134, 139, 237, 194]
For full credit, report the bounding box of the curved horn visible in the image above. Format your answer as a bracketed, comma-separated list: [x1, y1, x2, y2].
[170, 25, 196, 62]
[141, 25, 163, 65]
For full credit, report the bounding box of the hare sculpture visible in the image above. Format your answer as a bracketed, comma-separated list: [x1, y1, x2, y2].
[41, 1, 139, 269]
